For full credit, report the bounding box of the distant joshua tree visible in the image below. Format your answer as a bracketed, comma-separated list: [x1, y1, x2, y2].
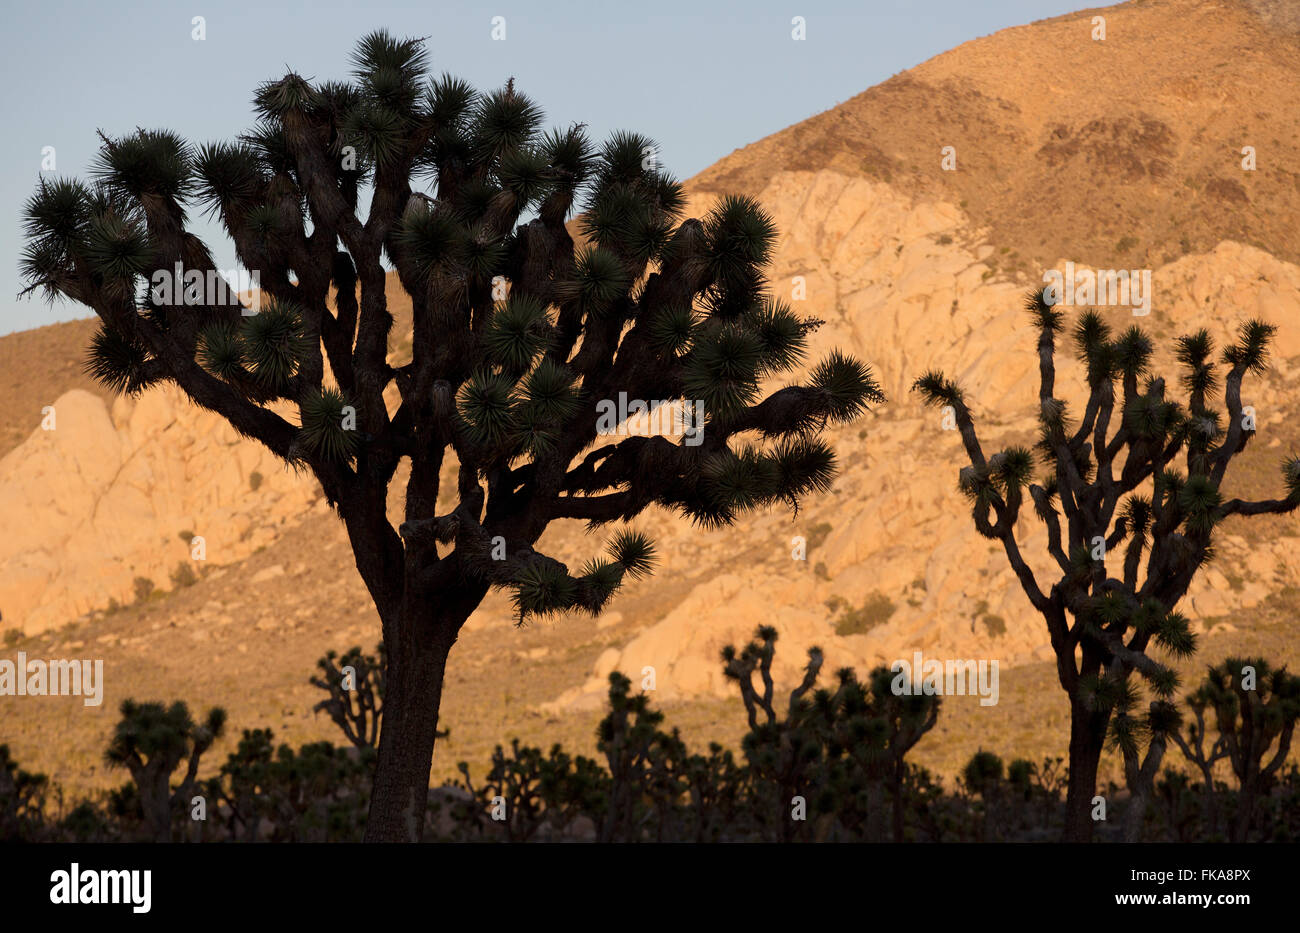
[311, 643, 385, 753]
[1172, 657, 1300, 841]
[104, 700, 226, 842]
[914, 290, 1300, 842]
[22, 32, 881, 840]
[0, 744, 49, 841]
[723, 626, 939, 842]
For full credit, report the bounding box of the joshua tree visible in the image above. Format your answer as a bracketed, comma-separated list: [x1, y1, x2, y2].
[208, 727, 278, 843]
[723, 628, 827, 841]
[103, 699, 226, 842]
[311, 643, 451, 755]
[457, 739, 550, 843]
[20, 32, 880, 840]
[914, 291, 1300, 842]
[850, 665, 942, 842]
[962, 750, 1005, 842]
[595, 671, 683, 843]
[680, 742, 747, 843]
[723, 626, 939, 842]
[311, 643, 391, 753]
[1172, 657, 1300, 841]
[457, 737, 610, 843]
[1109, 695, 1181, 842]
[1168, 671, 1232, 837]
[0, 745, 49, 842]
[205, 726, 373, 843]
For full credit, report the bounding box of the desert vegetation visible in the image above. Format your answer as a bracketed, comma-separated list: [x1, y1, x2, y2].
[914, 290, 1300, 840]
[2, 628, 1298, 843]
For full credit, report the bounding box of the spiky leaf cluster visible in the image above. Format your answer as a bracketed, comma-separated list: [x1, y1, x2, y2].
[17, 33, 886, 738]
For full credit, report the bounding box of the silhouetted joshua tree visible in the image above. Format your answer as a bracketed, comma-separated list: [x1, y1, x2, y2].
[0, 745, 49, 841]
[1168, 672, 1232, 837]
[1109, 694, 1181, 842]
[104, 699, 226, 842]
[962, 750, 1005, 842]
[1172, 657, 1300, 841]
[853, 666, 942, 842]
[723, 627, 827, 841]
[310, 643, 391, 752]
[595, 671, 683, 843]
[458, 736, 610, 843]
[914, 290, 1300, 842]
[21, 31, 880, 840]
[723, 626, 939, 842]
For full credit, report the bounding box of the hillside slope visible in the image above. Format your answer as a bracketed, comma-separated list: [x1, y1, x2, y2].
[694, 0, 1300, 277]
[3, 0, 1299, 795]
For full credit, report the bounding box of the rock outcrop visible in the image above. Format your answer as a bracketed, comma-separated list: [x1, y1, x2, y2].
[0, 387, 320, 633]
[547, 170, 1300, 710]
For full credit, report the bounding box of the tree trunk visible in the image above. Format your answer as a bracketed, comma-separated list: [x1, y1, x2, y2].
[1194, 763, 1220, 838]
[1231, 785, 1257, 843]
[865, 780, 885, 843]
[1123, 735, 1166, 843]
[363, 608, 457, 843]
[1123, 787, 1149, 843]
[1062, 698, 1108, 842]
[122, 760, 172, 843]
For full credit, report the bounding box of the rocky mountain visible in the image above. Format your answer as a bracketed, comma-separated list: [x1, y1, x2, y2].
[3, 0, 1299, 793]
[693, 0, 1300, 276]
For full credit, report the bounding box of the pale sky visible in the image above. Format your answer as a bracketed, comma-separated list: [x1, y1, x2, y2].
[1, 0, 1101, 335]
